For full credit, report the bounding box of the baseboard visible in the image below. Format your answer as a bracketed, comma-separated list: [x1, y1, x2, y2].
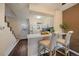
[4, 40, 19, 56]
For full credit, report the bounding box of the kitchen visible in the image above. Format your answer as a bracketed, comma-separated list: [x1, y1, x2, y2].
[5, 3, 78, 56]
[27, 4, 62, 56]
[28, 11, 54, 56]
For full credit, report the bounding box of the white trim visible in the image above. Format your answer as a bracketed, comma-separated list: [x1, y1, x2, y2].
[62, 3, 77, 11]
[4, 40, 19, 56]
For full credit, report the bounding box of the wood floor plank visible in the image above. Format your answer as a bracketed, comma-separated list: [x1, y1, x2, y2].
[9, 39, 28, 56]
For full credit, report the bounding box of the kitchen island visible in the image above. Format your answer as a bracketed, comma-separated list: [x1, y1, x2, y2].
[27, 33, 52, 56]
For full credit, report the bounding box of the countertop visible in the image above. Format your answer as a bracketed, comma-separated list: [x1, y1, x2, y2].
[27, 33, 52, 39]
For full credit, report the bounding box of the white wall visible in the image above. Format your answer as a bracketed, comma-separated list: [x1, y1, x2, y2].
[0, 3, 17, 55]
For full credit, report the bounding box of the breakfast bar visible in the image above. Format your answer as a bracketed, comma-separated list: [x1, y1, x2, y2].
[27, 33, 52, 56]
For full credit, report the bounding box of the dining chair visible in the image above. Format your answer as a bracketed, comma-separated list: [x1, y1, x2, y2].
[38, 32, 58, 56]
[56, 31, 74, 56]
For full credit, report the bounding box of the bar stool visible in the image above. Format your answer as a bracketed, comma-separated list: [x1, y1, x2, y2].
[38, 32, 57, 56]
[56, 31, 74, 56]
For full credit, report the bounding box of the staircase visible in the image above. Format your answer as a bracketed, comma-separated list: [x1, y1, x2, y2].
[5, 16, 17, 39]
[0, 4, 18, 56]
[4, 17, 19, 56]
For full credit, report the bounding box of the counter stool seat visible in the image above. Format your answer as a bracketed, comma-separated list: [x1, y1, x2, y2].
[39, 39, 50, 47]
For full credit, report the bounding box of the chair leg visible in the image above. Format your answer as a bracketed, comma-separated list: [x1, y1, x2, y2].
[65, 45, 70, 56]
[67, 51, 70, 56]
[44, 47, 46, 54]
[67, 46, 70, 56]
[65, 47, 69, 56]
[53, 49, 56, 56]
[49, 46, 52, 56]
[38, 44, 41, 56]
[65, 47, 67, 56]
[49, 49, 52, 56]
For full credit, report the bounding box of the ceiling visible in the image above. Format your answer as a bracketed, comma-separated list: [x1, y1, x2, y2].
[30, 11, 53, 20]
[6, 3, 77, 21]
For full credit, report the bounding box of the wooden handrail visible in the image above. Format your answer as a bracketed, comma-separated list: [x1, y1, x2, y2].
[5, 16, 17, 39]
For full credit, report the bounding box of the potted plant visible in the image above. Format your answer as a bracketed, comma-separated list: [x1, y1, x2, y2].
[50, 27, 55, 33]
[60, 22, 69, 32]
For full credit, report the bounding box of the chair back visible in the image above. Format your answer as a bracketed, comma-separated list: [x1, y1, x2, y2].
[65, 31, 74, 46]
[51, 32, 58, 50]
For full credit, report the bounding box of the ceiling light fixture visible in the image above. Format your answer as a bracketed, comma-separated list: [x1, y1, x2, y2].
[36, 15, 42, 19]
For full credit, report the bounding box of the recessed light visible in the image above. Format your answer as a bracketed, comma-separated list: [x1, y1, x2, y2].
[36, 16, 42, 19]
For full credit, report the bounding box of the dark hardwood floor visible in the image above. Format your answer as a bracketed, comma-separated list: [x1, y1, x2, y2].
[9, 39, 78, 56]
[9, 39, 28, 56]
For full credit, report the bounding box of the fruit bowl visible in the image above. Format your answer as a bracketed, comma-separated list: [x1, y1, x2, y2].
[41, 31, 50, 35]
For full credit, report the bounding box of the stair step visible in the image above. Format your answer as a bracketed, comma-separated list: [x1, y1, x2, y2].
[4, 20, 17, 39]
[4, 26, 16, 39]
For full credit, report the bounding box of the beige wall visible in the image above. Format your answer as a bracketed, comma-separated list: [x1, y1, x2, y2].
[30, 4, 56, 15]
[0, 3, 5, 55]
[30, 4, 62, 32]
[54, 10, 62, 32]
